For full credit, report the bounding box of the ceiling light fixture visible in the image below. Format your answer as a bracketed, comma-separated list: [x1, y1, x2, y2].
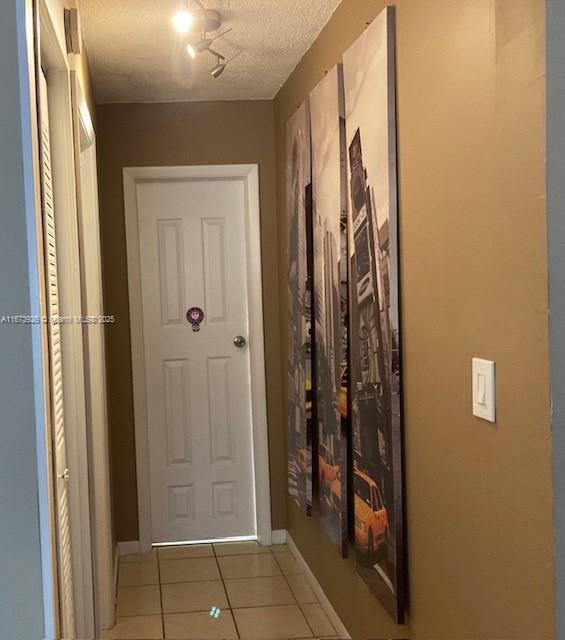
[210, 55, 226, 78]
[210, 50, 242, 79]
[175, 1, 236, 80]
[187, 28, 232, 59]
[173, 10, 193, 33]
[187, 38, 210, 58]
[186, 42, 200, 58]
[189, 0, 222, 33]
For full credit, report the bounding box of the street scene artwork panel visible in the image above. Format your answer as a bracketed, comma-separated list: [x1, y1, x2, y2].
[287, 100, 314, 515]
[343, 7, 405, 622]
[310, 65, 349, 557]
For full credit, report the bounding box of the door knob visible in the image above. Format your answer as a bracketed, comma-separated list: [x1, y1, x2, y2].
[233, 336, 247, 349]
[58, 468, 70, 482]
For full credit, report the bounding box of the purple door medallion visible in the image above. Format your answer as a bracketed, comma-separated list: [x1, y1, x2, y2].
[186, 307, 205, 332]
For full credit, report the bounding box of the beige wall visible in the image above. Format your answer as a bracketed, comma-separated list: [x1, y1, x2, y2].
[96, 100, 285, 542]
[275, 1, 554, 639]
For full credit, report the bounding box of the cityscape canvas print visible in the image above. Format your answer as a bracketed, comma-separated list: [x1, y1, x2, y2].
[287, 100, 314, 515]
[343, 7, 404, 622]
[285, 5, 403, 623]
[310, 65, 349, 557]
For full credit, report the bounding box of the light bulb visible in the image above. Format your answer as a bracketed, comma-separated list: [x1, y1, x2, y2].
[173, 10, 193, 33]
[187, 39, 211, 58]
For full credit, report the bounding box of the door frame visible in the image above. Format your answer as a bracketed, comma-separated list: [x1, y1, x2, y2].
[123, 164, 272, 552]
[35, 0, 94, 636]
[71, 73, 116, 633]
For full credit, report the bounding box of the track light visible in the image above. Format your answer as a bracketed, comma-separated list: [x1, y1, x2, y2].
[176, 2, 237, 81]
[173, 10, 193, 33]
[210, 50, 242, 79]
[187, 38, 212, 58]
[189, 0, 222, 32]
[210, 58, 225, 78]
[186, 28, 232, 59]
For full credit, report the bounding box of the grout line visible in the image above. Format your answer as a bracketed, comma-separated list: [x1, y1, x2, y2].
[153, 543, 311, 637]
[213, 543, 242, 639]
[120, 547, 322, 637]
[230, 603, 304, 612]
[139, 601, 311, 615]
[221, 547, 313, 638]
[275, 547, 300, 608]
[119, 544, 331, 639]
[158, 552, 275, 560]
[271, 547, 297, 576]
[297, 602, 317, 639]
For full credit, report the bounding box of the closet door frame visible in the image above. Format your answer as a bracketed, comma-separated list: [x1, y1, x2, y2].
[71, 72, 116, 634]
[31, 1, 95, 637]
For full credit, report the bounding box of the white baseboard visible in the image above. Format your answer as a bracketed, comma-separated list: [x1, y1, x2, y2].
[119, 535, 284, 552]
[286, 532, 351, 639]
[117, 540, 140, 556]
[271, 529, 287, 545]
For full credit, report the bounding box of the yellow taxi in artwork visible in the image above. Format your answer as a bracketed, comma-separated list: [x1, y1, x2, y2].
[329, 468, 342, 512]
[297, 448, 309, 475]
[354, 470, 388, 564]
[340, 386, 347, 420]
[318, 443, 339, 495]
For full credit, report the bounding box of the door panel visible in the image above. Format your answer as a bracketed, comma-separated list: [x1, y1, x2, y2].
[208, 356, 235, 463]
[202, 218, 228, 322]
[158, 220, 185, 325]
[163, 358, 192, 465]
[39, 70, 76, 639]
[137, 179, 256, 542]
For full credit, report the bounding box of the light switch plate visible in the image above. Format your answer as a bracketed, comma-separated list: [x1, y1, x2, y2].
[472, 358, 496, 422]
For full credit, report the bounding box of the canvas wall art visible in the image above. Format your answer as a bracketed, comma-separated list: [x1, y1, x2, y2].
[310, 65, 349, 557]
[343, 7, 405, 622]
[287, 100, 314, 515]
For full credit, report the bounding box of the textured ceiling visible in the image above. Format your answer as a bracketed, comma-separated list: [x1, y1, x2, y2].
[78, 0, 341, 103]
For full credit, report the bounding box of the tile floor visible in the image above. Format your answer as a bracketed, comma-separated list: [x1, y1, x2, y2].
[102, 541, 340, 640]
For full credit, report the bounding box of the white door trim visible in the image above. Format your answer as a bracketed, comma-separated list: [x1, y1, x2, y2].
[37, 1, 92, 636]
[124, 164, 272, 553]
[20, 1, 59, 636]
[72, 74, 116, 633]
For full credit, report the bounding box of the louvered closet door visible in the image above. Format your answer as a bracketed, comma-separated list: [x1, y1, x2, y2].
[39, 70, 76, 639]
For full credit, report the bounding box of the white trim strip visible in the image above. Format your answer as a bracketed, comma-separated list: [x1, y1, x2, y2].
[154, 535, 258, 547]
[271, 529, 288, 545]
[118, 534, 265, 556]
[123, 164, 271, 553]
[374, 563, 395, 594]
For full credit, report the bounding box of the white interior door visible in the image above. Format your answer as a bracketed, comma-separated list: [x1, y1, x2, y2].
[39, 69, 76, 639]
[137, 178, 257, 543]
